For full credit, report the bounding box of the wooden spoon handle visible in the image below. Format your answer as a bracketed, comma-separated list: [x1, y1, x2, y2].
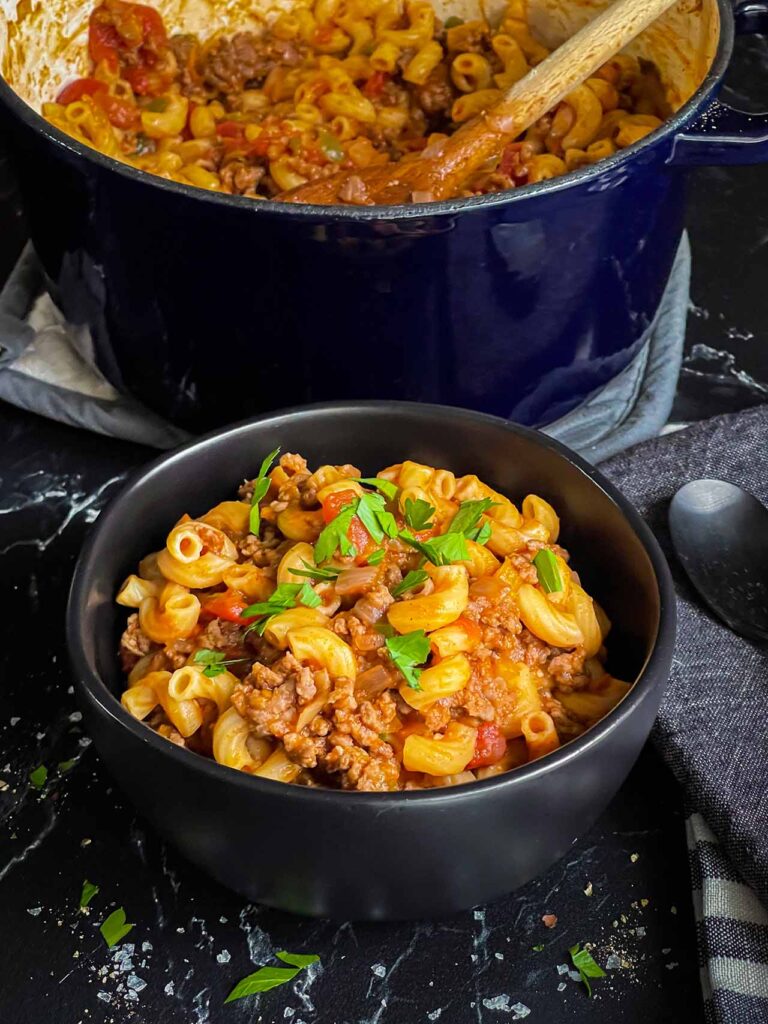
[283, 0, 679, 205]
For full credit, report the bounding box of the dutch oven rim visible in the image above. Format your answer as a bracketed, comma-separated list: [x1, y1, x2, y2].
[67, 399, 677, 807]
[0, 0, 732, 220]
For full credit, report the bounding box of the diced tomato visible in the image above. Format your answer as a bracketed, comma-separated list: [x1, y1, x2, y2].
[88, 16, 121, 71]
[321, 489, 358, 523]
[363, 70, 390, 99]
[466, 723, 507, 769]
[131, 3, 168, 50]
[93, 91, 141, 129]
[123, 65, 174, 96]
[199, 589, 256, 625]
[313, 23, 335, 45]
[57, 78, 108, 105]
[216, 120, 246, 141]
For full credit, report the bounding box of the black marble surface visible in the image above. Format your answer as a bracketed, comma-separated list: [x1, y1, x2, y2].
[1, 29, 768, 1024]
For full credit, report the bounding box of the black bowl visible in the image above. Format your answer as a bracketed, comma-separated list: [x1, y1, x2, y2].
[67, 401, 676, 920]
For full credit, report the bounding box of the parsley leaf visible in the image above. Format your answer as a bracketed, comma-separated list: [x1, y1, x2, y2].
[29, 765, 47, 789]
[289, 560, 341, 582]
[359, 477, 398, 501]
[367, 548, 385, 566]
[80, 880, 99, 908]
[242, 582, 320, 636]
[533, 549, 563, 594]
[224, 952, 319, 1003]
[400, 530, 469, 566]
[385, 630, 430, 690]
[249, 447, 280, 536]
[532, 944, 545, 952]
[447, 498, 496, 538]
[193, 649, 249, 678]
[569, 943, 606, 997]
[375, 622, 397, 638]
[392, 569, 429, 598]
[298, 582, 322, 608]
[276, 951, 320, 969]
[404, 497, 435, 532]
[100, 907, 134, 948]
[314, 501, 357, 563]
[469, 520, 493, 546]
[356, 492, 399, 544]
[57, 758, 78, 774]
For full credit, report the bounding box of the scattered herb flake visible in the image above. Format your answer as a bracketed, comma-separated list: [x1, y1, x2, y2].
[100, 908, 134, 948]
[275, 951, 320, 969]
[224, 952, 319, 1003]
[392, 569, 429, 598]
[533, 549, 563, 594]
[385, 630, 430, 690]
[367, 548, 386, 566]
[569, 943, 606, 997]
[359, 477, 398, 500]
[57, 759, 77, 774]
[532, 944, 545, 952]
[249, 447, 280, 536]
[444, 14, 464, 26]
[297, 582, 322, 608]
[288, 560, 341, 583]
[29, 765, 47, 789]
[80, 880, 99, 909]
[403, 497, 435, 532]
[193, 649, 249, 678]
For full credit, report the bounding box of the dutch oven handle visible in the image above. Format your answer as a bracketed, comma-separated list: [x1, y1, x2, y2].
[669, 0, 768, 165]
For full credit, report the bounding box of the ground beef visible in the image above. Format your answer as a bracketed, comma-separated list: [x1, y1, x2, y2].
[202, 32, 274, 92]
[548, 648, 589, 690]
[236, 530, 284, 566]
[220, 160, 265, 196]
[119, 614, 155, 671]
[414, 64, 454, 118]
[168, 33, 198, 92]
[195, 618, 247, 658]
[162, 636, 197, 670]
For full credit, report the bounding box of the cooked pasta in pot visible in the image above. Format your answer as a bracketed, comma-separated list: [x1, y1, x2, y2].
[117, 450, 631, 790]
[43, 0, 671, 204]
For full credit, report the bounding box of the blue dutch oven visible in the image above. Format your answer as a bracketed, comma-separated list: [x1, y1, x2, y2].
[0, 0, 766, 431]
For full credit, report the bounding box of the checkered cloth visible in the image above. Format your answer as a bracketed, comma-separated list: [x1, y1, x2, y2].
[601, 404, 768, 1024]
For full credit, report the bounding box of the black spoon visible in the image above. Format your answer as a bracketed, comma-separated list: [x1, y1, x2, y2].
[669, 479, 768, 643]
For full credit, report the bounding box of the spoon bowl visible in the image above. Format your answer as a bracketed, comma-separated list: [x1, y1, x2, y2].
[669, 479, 768, 643]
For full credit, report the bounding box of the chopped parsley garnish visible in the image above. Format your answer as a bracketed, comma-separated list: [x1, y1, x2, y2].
[29, 765, 47, 789]
[288, 560, 341, 583]
[314, 501, 358, 562]
[403, 497, 435, 532]
[224, 951, 319, 1003]
[359, 477, 398, 500]
[243, 582, 321, 635]
[447, 498, 496, 543]
[533, 549, 563, 594]
[375, 622, 397, 638]
[532, 944, 545, 952]
[100, 907, 134, 948]
[385, 630, 431, 690]
[249, 447, 280, 536]
[355, 492, 399, 544]
[57, 759, 77, 774]
[392, 569, 429, 598]
[444, 15, 464, 27]
[569, 943, 606, 997]
[367, 548, 386, 566]
[145, 96, 168, 112]
[193, 649, 250, 678]
[80, 880, 99, 909]
[400, 529, 469, 567]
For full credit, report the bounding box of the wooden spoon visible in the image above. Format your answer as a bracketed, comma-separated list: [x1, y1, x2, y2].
[280, 0, 679, 206]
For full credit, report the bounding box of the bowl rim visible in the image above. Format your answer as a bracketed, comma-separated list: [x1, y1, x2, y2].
[0, 0, 731, 222]
[67, 399, 677, 806]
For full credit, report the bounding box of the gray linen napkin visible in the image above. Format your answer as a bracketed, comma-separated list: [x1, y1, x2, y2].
[599, 403, 768, 1024]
